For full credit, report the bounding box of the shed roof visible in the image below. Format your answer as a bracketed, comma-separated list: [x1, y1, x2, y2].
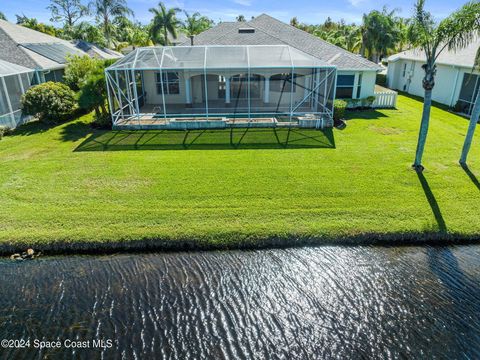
[108, 45, 333, 70]
[388, 38, 480, 69]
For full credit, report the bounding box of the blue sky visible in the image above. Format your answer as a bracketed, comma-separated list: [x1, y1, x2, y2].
[1, 0, 468, 26]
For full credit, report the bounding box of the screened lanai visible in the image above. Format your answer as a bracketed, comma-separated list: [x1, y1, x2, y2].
[105, 45, 337, 130]
[0, 60, 37, 128]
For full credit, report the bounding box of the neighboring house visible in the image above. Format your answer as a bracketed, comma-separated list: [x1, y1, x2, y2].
[179, 14, 384, 103]
[0, 59, 37, 128]
[0, 19, 122, 83]
[73, 40, 123, 60]
[387, 38, 480, 115]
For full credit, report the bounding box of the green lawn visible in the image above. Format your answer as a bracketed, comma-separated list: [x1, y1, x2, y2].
[1, 94, 480, 252]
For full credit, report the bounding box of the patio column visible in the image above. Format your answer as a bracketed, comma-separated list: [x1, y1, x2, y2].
[185, 77, 192, 104]
[264, 77, 270, 103]
[225, 77, 230, 104]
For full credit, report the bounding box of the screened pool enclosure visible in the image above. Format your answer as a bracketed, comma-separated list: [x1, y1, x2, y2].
[0, 60, 37, 128]
[105, 45, 337, 130]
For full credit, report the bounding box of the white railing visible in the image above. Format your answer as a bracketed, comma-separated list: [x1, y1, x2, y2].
[373, 91, 397, 108]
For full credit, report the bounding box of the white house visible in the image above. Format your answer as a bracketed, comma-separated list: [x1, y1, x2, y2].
[387, 39, 480, 115]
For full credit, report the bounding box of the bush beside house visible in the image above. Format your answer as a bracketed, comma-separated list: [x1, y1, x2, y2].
[22, 82, 78, 123]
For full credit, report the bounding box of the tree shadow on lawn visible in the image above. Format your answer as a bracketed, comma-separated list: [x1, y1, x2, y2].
[74, 127, 336, 152]
[8, 111, 91, 140]
[460, 163, 480, 192]
[416, 170, 447, 233]
[345, 109, 390, 121]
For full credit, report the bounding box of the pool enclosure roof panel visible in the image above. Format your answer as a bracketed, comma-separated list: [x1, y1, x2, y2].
[107, 45, 333, 70]
[0, 59, 34, 77]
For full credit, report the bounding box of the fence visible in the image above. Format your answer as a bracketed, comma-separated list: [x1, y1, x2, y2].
[372, 90, 397, 108]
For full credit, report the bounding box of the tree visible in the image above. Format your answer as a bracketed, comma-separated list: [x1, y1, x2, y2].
[70, 21, 107, 46]
[0, 11, 7, 21]
[408, 0, 480, 170]
[182, 11, 213, 37]
[114, 17, 151, 49]
[361, 7, 401, 63]
[78, 67, 109, 118]
[460, 47, 480, 164]
[149, 2, 181, 46]
[290, 17, 299, 27]
[64, 55, 101, 91]
[47, 0, 89, 28]
[92, 0, 133, 48]
[236, 15, 246, 22]
[16, 15, 59, 36]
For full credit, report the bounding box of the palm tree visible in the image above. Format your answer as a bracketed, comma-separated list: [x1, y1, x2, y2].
[361, 8, 401, 63]
[149, 2, 181, 46]
[92, 0, 133, 48]
[408, 0, 480, 170]
[0, 11, 7, 21]
[236, 15, 246, 22]
[182, 11, 213, 37]
[460, 47, 480, 164]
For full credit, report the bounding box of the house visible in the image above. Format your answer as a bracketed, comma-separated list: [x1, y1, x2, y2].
[387, 38, 480, 115]
[0, 59, 37, 128]
[0, 19, 122, 83]
[105, 14, 395, 130]
[106, 44, 337, 130]
[179, 14, 384, 103]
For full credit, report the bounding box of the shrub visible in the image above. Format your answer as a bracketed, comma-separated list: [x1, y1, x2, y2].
[64, 55, 102, 91]
[334, 99, 348, 121]
[22, 82, 78, 123]
[78, 68, 109, 119]
[91, 112, 112, 129]
[364, 96, 376, 107]
[0, 125, 13, 140]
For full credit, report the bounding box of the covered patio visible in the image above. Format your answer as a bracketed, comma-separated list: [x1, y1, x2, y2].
[105, 45, 337, 130]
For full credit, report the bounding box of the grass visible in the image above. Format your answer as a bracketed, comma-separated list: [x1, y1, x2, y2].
[1, 94, 480, 253]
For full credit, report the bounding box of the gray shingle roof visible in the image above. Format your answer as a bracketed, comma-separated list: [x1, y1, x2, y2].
[180, 14, 381, 71]
[0, 20, 122, 70]
[388, 38, 480, 69]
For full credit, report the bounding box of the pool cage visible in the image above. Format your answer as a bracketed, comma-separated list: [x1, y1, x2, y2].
[0, 60, 37, 128]
[105, 45, 337, 130]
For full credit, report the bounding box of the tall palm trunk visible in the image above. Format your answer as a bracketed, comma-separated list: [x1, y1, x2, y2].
[460, 91, 480, 164]
[413, 64, 436, 170]
[164, 27, 168, 46]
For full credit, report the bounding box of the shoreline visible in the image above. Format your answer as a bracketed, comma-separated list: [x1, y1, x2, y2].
[2, 232, 480, 256]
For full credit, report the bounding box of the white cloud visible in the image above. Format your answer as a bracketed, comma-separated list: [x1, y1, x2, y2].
[348, 0, 367, 7]
[233, 0, 252, 6]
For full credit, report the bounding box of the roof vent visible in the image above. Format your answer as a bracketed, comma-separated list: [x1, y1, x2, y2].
[238, 28, 255, 34]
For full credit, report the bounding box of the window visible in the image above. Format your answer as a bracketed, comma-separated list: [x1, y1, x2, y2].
[155, 72, 180, 95]
[270, 73, 296, 92]
[457, 73, 479, 115]
[402, 63, 407, 77]
[335, 74, 354, 99]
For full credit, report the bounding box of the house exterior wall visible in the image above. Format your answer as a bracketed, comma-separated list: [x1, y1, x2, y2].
[142, 69, 316, 109]
[387, 59, 479, 108]
[336, 70, 376, 100]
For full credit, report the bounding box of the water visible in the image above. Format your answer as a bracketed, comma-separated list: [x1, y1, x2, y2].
[0, 245, 479, 359]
